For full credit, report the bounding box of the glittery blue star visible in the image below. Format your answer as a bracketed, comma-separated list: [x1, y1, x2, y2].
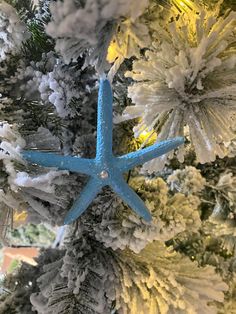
[22, 78, 184, 225]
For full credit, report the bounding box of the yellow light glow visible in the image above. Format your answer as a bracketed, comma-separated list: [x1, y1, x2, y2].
[107, 41, 118, 63]
[13, 210, 28, 227]
[171, 0, 199, 12]
[138, 130, 157, 147]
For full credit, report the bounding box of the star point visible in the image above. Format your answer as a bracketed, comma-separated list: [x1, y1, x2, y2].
[22, 78, 184, 225]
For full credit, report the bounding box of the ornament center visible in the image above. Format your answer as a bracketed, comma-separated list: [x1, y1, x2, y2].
[100, 170, 109, 179]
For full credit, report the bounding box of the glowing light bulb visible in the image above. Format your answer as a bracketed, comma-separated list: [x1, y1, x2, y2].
[107, 41, 117, 63]
[138, 130, 157, 147]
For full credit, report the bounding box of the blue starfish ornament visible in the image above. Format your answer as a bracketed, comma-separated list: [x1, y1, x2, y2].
[22, 78, 184, 225]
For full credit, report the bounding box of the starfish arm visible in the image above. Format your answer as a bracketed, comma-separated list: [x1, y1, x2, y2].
[22, 150, 96, 176]
[96, 78, 113, 160]
[64, 177, 103, 225]
[117, 137, 184, 172]
[110, 175, 152, 222]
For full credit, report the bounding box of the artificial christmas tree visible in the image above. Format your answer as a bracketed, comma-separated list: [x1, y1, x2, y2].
[0, 0, 236, 313]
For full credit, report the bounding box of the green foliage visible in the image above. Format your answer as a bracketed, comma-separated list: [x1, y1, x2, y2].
[22, 20, 55, 62]
[19, 100, 64, 137]
[5, 0, 54, 62]
[8, 259, 21, 273]
[5, 0, 36, 21]
[7, 223, 55, 247]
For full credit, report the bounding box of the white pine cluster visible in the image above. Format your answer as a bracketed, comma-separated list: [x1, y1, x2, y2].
[123, 2, 236, 172]
[46, 0, 149, 72]
[203, 171, 236, 254]
[115, 242, 227, 314]
[0, 1, 29, 62]
[30, 232, 228, 314]
[38, 61, 82, 118]
[16, 53, 89, 118]
[167, 166, 206, 195]
[0, 122, 77, 228]
[93, 176, 201, 253]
